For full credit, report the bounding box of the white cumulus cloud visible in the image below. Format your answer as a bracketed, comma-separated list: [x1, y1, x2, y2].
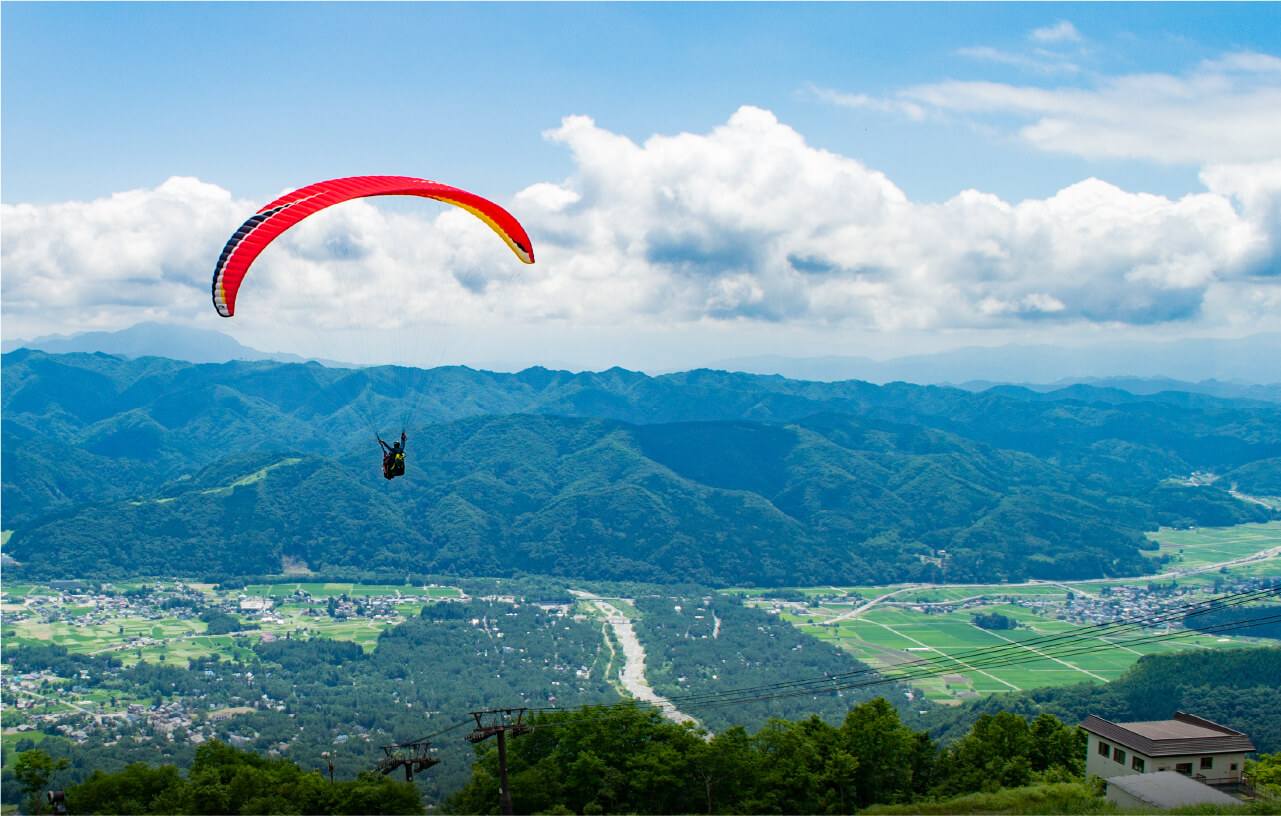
[510, 108, 1276, 331]
[4, 107, 1280, 362]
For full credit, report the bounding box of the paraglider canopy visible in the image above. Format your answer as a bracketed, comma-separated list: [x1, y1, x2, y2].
[211, 175, 535, 318]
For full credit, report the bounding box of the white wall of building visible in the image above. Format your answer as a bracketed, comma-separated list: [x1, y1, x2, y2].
[1085, 733, 1246, 782]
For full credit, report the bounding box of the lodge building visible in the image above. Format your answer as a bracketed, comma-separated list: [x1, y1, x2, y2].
[1080, 712, 1255, 796]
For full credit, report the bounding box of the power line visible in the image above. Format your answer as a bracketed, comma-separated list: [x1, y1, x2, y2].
[671, 592, 1281, 709]
[683, 612, 1281, 713]
[525, 610, 1281, 730]
[405, 717, 475, 746]
[671, 585, 1279, 706]
[526, 585, 1279, 714]
[677, 590, 1281, 709]
[516, 586, 1280, 727]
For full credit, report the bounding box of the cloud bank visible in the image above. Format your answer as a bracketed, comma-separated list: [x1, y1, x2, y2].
[4, 106, 1280, 360]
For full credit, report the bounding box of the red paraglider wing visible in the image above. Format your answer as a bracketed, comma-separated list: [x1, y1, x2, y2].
[212, 175, 535, 317]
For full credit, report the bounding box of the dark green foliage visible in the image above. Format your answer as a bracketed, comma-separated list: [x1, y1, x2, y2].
[198, 609, 254, 635]
[1184, 604, 1281, 640]
[8, 454, 427, 580]
[4, 413, 1218, 585]
[1227, 458, 1281, 496]
[935, 712, 1084, 796]
[255, 637, 364, 671]
[13, 749, 71, 814]
[973, 612, 1017, 630]
[441, 700, 896, 814]
[62, 740, 423, 815]
[633, 592, 921, 732]
[443, 699, 1084, 814]
[5, 643, 122, 678]
[1145, 484, 1274, 528]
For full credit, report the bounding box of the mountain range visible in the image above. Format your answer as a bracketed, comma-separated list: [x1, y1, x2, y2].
[6, 322, 1281, 387]
[3, 349, 1277, 585]
[710, 334, 1281, 385]
[0, 322, 337, 367]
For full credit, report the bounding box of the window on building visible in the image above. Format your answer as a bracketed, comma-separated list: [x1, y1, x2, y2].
[1132, 756, 1145, 772]
[1113, 747, 1126, 764]
[1231, 763, 1238, 771]
[1175, 763, 1193, 776]
[1098, 741, 1110, 756]
[1200, 757, 1213, 770]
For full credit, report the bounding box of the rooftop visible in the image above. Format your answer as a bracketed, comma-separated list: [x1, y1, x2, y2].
[1106, 771, 1243, 809]
[1080, 712, 1255, 757]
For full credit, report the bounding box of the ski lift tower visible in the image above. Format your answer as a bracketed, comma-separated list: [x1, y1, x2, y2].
[467, 708, 534, 816]
[373, 740, 440, 782]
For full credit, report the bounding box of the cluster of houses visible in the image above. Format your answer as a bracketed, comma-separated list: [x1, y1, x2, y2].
[2, 581, 212, 631]
[745, 576, 1272, 631]
[1057, 579, 1260, 627]
[893, 576, 1269, 629]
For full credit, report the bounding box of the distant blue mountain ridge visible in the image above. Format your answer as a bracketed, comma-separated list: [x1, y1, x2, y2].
[0, 322, 335, 366]
[711, 334, 1281, 387]
[4, 322, 1279, 391]
[1, 322, 523, 370]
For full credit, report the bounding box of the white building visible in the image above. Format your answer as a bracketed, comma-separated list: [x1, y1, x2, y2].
[1080, 712, 1254, 792]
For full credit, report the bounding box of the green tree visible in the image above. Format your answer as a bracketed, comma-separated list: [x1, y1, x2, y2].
[746, 715, 847, 814]
[838, 697, 926, 807]
[938, 711, 1034, 795]
[1248, 753, 1281, 794]
[65, 763, 185, 815]
[695, 726, 761, 813]
[60, 740, 424, 815]
[13, 749, 70, 815]
[1028, 712, 1085, 777]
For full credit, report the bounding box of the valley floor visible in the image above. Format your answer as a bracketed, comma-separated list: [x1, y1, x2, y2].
[727, 522, 1281, 705]
[2, 523, 1277, 744]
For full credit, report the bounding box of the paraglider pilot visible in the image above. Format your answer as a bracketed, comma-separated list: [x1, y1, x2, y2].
[379, 432, 407, 479]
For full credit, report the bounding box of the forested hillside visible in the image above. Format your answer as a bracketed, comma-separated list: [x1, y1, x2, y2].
[3, 350, 1276, 584]
[11, 414, 1262, 585]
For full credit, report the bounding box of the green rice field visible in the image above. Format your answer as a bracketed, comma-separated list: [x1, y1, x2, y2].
[1142, 521, 1281, 572]
[731, 522, 1281, 704]
[787, 603, 1264, 703]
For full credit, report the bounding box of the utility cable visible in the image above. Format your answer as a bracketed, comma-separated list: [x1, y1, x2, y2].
[523, 609, 1281, 730]
[524, 585, 1279, 714]
[514, 587, 1280, 728]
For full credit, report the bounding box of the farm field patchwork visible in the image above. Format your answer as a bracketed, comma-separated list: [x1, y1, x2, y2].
[1142, 521, 1281, 572]
[734, 523, 1281, 704]
[1, 581, 466, 669]
[784, 603, 1271, 703]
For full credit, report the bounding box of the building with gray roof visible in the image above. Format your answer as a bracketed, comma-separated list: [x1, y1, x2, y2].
[1081, 712, 1254, 792]
[1104, 771, 1243, 809]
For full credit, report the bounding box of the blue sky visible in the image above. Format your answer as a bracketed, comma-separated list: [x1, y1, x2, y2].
[4, 2, 1281, 371]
